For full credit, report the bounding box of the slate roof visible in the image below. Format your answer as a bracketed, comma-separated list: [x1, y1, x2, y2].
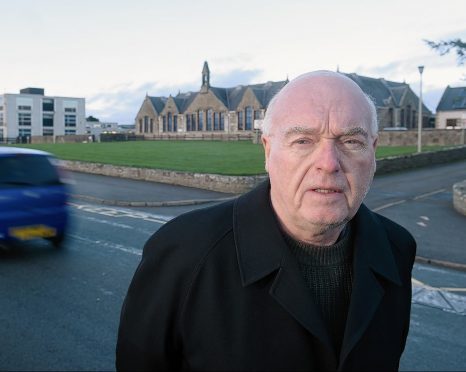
[436, 86, 466, 111]
[343, 73, 396, 106]
[148, 96, 167, 113]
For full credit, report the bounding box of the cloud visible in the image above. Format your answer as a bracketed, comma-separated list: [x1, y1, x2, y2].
[86, 67, 265, 123]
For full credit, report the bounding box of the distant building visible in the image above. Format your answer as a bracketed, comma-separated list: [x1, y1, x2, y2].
[436, 86, 466, 129]
[134, 64, 433, 137]
[135, 62, 287, 135]
[341, 73, 433, 129]
[85, 119, 119, 139]
[0, 88, 85, 140]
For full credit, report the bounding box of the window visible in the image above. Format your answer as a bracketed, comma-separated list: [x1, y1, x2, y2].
[198, 111, 204, 131]
[65, 129, 76, 135]
[214, 112, 219, 131]
[220, 112, 225, 131]
[19, 128, 31, 136]
[206, 109, 213, 131]
[18, 105, 32, 111]
[17, 97, 33, 111]
[139, 118, 143, 133]
[446, 119, 458, 127]
[400, 109, 405, 126]
[0, 106, 3, 111]
[186, 114, 192, 131]
[191, 113, 197, 131]
[245, 106, 253, 130]
[43, 113, 54, 127]
[173, 115, 178, 132]
[43, 99, 54, 112]
[65, 107, 76, 113]
[167, 113, 172, 132]
[63, 100, 78, 114]
[18, 113, 32, 126]
[254, 110, 261, 120]
[43, 128, 54, 136]
[144, 116, 148, 133]
[0, 112, 4, 126]
[150, 118, 154, 133]
[163, 116, 167, 132]
[238, 111, 243, 130]
[65, 115, 76, 127]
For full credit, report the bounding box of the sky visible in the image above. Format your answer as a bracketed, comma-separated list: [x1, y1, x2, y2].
[1, 0, 465, 124]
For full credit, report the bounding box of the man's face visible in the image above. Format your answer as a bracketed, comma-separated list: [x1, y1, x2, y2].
[262, 73, 377, 239]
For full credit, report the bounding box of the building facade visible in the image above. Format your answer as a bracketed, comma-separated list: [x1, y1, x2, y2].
[0, 88, 85, 140]
[436, 86, 466, 129]
[135, 62, 287, 136]
[134, 64, 432, 136]
[342, 73, 433, 129]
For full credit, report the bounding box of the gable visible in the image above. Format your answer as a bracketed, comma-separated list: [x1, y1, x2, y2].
[185, 90, 228, 113]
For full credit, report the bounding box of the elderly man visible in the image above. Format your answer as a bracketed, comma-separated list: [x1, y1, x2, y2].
[116, 71, 416, 371]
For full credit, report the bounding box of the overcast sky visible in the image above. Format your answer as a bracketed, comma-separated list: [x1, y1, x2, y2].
[1, 0, 465, 123]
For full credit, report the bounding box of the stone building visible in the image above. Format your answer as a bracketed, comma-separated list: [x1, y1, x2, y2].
[342, 73, 433, 129]
[435, 86, 466, 129]
[134, 64, 433, 136]
[135, 62, 287, 135]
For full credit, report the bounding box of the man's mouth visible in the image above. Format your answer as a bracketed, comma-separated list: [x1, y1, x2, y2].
[312, 188, 342, 194]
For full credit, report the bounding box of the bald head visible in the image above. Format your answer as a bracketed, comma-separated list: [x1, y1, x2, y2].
[262, 71, 378, 137]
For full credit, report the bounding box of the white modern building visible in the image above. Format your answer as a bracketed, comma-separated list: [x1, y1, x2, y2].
[0, 88, 85, 140]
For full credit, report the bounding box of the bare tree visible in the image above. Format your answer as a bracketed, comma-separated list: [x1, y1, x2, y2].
[425, 38, 466, 66]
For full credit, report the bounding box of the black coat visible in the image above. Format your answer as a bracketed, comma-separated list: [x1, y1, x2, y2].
[116, 181, 416, 371]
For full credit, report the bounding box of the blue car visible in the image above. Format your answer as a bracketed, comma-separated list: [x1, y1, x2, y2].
[0, 147, 69, 248]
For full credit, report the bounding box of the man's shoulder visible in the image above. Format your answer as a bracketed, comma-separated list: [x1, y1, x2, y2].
[143, 198, 236, 264]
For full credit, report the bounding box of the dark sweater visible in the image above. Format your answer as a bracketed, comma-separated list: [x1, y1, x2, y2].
[283, 224, 354, 358]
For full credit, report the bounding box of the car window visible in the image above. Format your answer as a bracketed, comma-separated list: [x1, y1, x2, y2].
[0, 154, 61, 186]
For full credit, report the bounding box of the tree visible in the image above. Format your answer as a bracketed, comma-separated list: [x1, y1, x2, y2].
[86, 115, 100, 122]
[424, 38, 466, 66]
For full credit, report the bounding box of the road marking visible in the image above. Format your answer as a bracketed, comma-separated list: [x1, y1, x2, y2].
[71, 213, 154, 236]
[69, 233, 142, 256]
[69, 202, 173, 224]
[372, 188, 447, 211]
[413, 188, 446, 200]
[372, 199, 407, 211]
[412, 277, 466, 315]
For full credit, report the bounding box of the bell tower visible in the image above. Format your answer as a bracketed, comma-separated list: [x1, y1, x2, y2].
[201, 61, 210, 92]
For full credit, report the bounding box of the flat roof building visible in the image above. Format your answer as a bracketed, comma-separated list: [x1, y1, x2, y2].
[0, 88, 85, 140]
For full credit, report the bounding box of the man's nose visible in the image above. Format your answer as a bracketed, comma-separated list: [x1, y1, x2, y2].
[314, 139, 341, 173]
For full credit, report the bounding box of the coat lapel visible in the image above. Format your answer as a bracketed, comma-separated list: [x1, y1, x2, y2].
[338, 204, 402, 368]
[233, 180, 335, 358]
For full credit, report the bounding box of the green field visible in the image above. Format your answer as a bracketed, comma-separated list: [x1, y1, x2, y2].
[4, 141, 450, 175]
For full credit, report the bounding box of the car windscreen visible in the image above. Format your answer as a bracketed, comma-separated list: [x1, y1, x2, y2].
[0, 154, 61, 187]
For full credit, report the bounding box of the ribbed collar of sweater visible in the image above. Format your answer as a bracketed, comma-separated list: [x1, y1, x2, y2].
[282, 224, 353, 266]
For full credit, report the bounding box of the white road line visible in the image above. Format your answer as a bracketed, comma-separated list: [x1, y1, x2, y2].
[71, 213, 154, 236]
[69, 233, 142, 256]
[413, 188, 446, 200]
[372, 199, 407, 212]
[69, 202, 173, 224]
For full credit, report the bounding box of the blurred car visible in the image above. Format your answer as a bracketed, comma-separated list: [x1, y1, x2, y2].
[0, 147, 69, 248]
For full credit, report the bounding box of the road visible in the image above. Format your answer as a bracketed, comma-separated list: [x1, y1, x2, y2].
[0, 161, 465, 371]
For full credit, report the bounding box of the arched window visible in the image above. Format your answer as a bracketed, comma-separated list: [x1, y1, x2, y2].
[238, 111, 243, 130]
[150, 118, 154, 133]
[214, 112, 219, 130]
[167, 112, 172, 132]
[186, 114, 191, 131]
[245, 106, 253, 130]
[139, 118, 143, 133]
[174, 115, 178, 132]
[163, 116, 167, 132]
[198, 111, 204, 131]
[220, 112, 225, 131]
[192, 113, 197, 131]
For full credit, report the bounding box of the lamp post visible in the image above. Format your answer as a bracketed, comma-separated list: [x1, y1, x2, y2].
[417, 65, 424, 153]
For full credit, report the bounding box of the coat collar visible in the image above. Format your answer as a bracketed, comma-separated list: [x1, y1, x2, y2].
[233, 180, 403, 367]
[233, 180, 402, 288]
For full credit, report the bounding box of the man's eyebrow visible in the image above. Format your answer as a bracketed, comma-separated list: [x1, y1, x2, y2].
[283, 126, 319, 138]
[341, 127, 369, 138]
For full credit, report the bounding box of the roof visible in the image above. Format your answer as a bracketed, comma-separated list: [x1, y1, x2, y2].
[436, 86, 466, 111]
[148, 96, 167, 113]
[343, 73, 397, 106]
[0, 146, 51, 157]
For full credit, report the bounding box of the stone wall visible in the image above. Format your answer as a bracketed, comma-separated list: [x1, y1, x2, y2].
[31, 135, 92, 144]
[61, 146, 466, 193]
[453, 180, 466, 216]
[377, 129, 465, 146]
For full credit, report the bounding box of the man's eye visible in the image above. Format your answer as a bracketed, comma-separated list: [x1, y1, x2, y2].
[342, 139, 365, 150]
[294, 138, 313, 145]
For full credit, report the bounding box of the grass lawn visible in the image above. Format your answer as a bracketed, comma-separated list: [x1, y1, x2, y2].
[4, 141, 451, 176]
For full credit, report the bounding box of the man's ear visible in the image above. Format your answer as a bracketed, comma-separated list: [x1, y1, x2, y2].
[372, 136, 378, 150]
[262, 135, 271, 173]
